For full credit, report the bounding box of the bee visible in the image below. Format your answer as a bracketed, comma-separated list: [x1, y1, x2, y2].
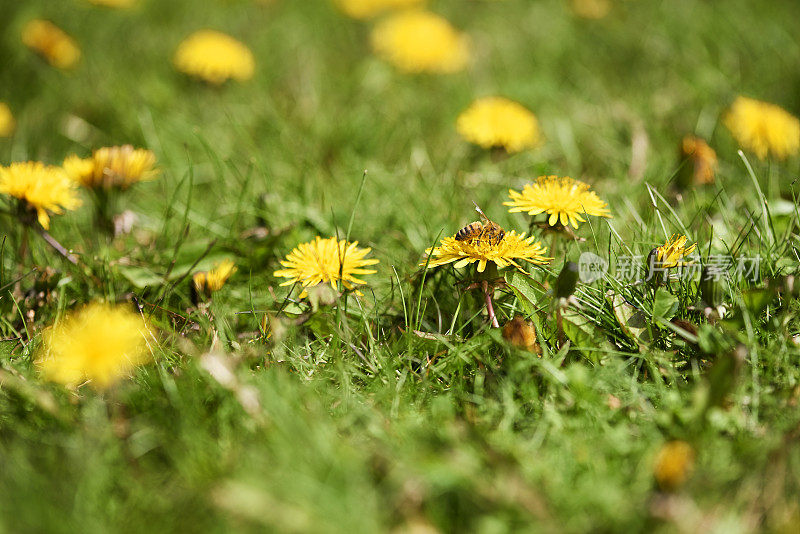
[455, 202, 505, 246]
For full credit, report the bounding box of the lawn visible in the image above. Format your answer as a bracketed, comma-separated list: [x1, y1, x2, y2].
[1, 0, 800, 532]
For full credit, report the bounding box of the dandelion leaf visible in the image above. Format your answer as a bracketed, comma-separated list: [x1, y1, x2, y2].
[652, 288, 679, 322]
[560, 307, 614, 364]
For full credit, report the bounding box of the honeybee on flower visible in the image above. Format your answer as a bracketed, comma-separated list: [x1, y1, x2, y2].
[424, 204, 549, 273]
[455, 203, 505, 247]
[423, 204, 550, 328]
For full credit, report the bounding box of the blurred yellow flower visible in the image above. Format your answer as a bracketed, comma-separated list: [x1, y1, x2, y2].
[653, 440, 695, 491]
[36, 302, 153, 390]
[64, 145, 158, 190]
[570, 0, 612, 19]
[424, 231, 549, 273]
[502, 316, 541, 354]
[680, 135, 717, 186]
[457, 97, 541, 153]
[193, 259, 237, 297]
[0, 162, 81, 229]
[724, 96, 800, 160]
[371, 10, 469, 73]
[87, 0, 137, 6]
[22, 19, 81, 70]
[0, 103, 15, 137]
[505, 176, 611, 229]
[62, 154, 94, 185]
[274, 236, 379, 297]
[655, 234, 696, 268]
[335, 0, 425, 19]
[173, 30, 255, 84]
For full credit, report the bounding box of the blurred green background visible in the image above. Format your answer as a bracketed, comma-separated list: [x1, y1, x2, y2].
[1, 0, 799, 532]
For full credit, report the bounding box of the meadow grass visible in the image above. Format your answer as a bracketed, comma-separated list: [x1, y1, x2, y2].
[1, 0, 800, 532]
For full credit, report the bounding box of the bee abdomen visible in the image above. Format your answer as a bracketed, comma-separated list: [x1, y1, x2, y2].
[455, 222, 481, 241]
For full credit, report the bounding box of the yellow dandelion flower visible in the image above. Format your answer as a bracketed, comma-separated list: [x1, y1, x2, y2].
[0, 162, 81, 229]
[22, 19, 81, 70]
[173, 30, 255, 84]
[653, 440, 695, 491]
[456, 97, 541, 153]
[62, 154, 95, 185]
[371, 10, 469, 74]
[655, 234, 696, 268]
[274, 236, 379, 297]
[505, 176, 611, 229]
[423, 231, 550, 273]
[680, 136, 717, 185]
[36, 302, 153, 390]
[334, 0, 425, 19]
[87, 0, 137, 7]
[724, 96, 800, 160]
[64, 145, 158, 190]
[193, 259, 237, 297]
[569, 0, 612, 19]
[0, 103, 16, 137]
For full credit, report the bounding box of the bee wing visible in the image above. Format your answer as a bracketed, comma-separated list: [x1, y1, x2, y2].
[472, 201, 490, 223]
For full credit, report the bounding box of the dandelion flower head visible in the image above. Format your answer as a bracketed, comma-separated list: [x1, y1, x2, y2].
[36, 302, 153, 389]
[274, 236, 379, 297]
[371, 10, 469, 74]
[424, 231, 550, 273]
[87, 0, 137, 7]
[335, 0, 425, 19]
[22, 19, 81, 70]
[457, 97, 541, 153]
[655, 234, 696, 268]
[193, 259, 237, 296]
[653, 440, 695, 491]
[505, 176, 611, 229]
[173, 30, 255, 84]
[681, 136, 717, 185]
[0, 162, 81, 229]
[724, 96, 800, 160]
[64, 145, 158, 190]
[570, 0, 612, 19]
[0, 103, 15, 137]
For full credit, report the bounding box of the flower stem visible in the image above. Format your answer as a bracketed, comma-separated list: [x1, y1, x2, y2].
[482, 280, 500, 328]
[18, 225, 29, 264]
[550, 231, 560, 263]
[35, 227, 78, 265]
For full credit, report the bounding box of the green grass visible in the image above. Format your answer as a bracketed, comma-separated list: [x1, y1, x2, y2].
[2, 0, 800, 532]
